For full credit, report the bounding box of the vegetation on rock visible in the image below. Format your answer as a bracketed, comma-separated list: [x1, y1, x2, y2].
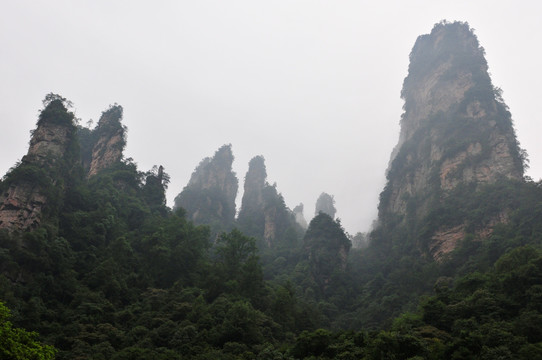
[237, 156, 302, 249]
[314, 193, 336, 219]
[2, 20, 542, 359]
[173, 145, 238, 235]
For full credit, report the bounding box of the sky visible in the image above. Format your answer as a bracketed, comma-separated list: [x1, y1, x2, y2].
[1, 1, 542, 235]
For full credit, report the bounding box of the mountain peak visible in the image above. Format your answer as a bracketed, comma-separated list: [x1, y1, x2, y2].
[237, 156, 302, 248]
[378, 21, 525, 258]
[0, 94, 78, 231]
[173, 144, 238, 233]
[87, 104, 126, 178]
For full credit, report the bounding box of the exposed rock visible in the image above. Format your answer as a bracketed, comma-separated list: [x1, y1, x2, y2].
[87, 105, 126, 177]
[293, 203, 308, 229]
[238, 156, 266, 222]
[0, 97, 77, 231]
[430, 224, 466, 261]
[237, 156, 301, 248]
[173, 145, 238, 232]
[430, 211, 510, 261]
[27, 123, 74, 165]
[378, 21, 524, 257]
[0, 183, 48, 230]
[263, 206, 277, 243]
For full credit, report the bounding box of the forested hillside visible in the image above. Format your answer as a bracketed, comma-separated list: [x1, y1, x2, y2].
[1, 21, 542, 359]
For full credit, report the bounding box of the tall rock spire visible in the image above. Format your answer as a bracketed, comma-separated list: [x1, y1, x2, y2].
[237, 156, 302, 248]
[86, 105, 126, 178]
[237, 156, 267, 240]
[378, 21, 525, 259]
[381, 21, 523, 219]
[173, 145, 238, 233]
[0, 94, 78, 231]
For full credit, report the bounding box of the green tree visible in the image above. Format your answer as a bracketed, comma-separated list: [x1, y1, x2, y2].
[303, 213, 351, 294]
[0, 301, 56, 360]
[210, 229, 265, 303]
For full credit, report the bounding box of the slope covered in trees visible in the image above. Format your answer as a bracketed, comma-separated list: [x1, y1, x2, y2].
[2, 20, 542, 359]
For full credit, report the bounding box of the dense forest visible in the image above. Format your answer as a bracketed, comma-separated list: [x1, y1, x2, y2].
[2, 21, 542, 359]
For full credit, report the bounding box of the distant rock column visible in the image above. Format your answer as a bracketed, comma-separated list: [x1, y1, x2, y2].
[87, 105, 126, 178]
[173, 145, 238, 232]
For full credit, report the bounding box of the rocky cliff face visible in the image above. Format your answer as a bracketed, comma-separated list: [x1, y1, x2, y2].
[237, 156, 301, 247]
[239, 156, 266, 218]
[87, 105, 126, 177]
[237, 156, 266, 241]
[378, 21, 524, 259]
[27, 121, 74, 165]
[0, 183, 48, 231]
[174, 145, 238, 232]
[0, 97, 77, 231]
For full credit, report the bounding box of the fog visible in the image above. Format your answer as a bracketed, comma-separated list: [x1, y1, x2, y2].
[2, 1, 542, 234]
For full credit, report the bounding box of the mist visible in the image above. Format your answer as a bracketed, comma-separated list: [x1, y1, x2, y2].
[2, 1, 542, 234]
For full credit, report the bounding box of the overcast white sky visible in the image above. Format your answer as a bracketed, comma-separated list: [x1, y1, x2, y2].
[1, 1, 542, 234]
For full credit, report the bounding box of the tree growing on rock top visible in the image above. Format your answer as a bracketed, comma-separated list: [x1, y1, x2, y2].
[303, 213, 351, 293]
[315, 192, 336, 219]
[0, 94, 79, 232]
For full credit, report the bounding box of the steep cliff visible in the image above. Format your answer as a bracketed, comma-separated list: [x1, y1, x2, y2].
[173, 145, 238, 232]
[237, 156, 266, 240]
[378, 21, 525, 259]
[86, 105, 126, 177]
[0, 95, 78, 231]
[237, 156, 302, 248]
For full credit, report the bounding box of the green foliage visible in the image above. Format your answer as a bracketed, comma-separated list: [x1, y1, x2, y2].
[1, 162, 51, 190]
[76, 125, 96, 171]
[302, 213, 351, 295]
[283, 242, 542, 358]
[206, 229, 266, 305]
[37, 94, 75, 127]
[95, 104, 127, 152]
[142, 165, 170, 213]
[0, 301, 56, 360]
[77, 103, 126, 173]
[3, 86, 542, 358]
[412, 246, 542, 358]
